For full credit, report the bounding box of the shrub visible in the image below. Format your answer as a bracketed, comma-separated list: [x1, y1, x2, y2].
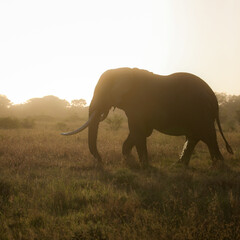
[236, 110, 240, 124]
[224, 119, 236, 132]
[0, 117, 20, 129]
[21, 117, 35, 128]
[106, 114, 123, 131]
[55, 122, 67, 131]
[66, 114, 81, 122]
[0, 117, 35, 129]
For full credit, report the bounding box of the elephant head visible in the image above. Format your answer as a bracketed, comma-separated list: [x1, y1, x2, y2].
[61, 68, 135, 162]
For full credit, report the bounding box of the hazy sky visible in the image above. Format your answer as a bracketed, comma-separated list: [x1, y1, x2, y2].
[0, 0, 239, 104]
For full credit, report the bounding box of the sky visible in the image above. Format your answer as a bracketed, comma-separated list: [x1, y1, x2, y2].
[0, 0, 239, 105]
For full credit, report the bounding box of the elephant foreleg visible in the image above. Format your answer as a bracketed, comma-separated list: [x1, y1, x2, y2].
[179, 138, 199, 166]
[122, 133, 148, 166]
[126, 115, 149, 166]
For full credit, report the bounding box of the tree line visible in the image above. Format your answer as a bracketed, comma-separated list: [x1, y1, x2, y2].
[0, 95, 88, 119]
[216, 93, 240, 130]
[0, 93, 240, 130]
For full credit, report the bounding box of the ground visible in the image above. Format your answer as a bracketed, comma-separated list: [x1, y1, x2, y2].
[0, 118, 239, 240]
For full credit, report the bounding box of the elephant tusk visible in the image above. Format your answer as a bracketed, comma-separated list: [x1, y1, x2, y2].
[61, 112, 96, 136]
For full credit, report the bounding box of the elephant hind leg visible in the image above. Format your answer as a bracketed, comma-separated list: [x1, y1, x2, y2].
[178, 137, 199, 166]
[206, 139, 224, 162]
[201, 126, 224, 165]
[122, 134, 135, 158]
[125, 115, 151, 166]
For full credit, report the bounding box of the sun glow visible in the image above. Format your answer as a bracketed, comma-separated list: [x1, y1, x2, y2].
[0, 0, 239, 105]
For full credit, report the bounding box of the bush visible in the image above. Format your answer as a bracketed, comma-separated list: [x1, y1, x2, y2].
[236, 110, 240, 124]
[55, 122, 67, 131]
[21, 118, 35, 128]
[0, 117, 20, 129]
[106, 114, 123, 131]
[0, 117, 35, 129]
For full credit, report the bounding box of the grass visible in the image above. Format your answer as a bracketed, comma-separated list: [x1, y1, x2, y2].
[0, 119, 239, 239]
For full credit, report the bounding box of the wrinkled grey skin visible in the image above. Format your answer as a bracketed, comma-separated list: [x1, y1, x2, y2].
[64, 68, 233, 166]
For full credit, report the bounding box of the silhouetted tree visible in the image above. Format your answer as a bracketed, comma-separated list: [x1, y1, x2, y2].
[216, 93, 240, 130]
[216, 93, 228, 106]
[71, 99, 87, 108]
[0, 95, 12, 116]
[0, 95, 11, 109]
[17, 95, 70, 118]
[67, 99, 88, 120]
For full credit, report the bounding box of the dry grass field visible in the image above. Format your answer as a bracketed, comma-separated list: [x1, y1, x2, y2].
[0, 116, 240, 240]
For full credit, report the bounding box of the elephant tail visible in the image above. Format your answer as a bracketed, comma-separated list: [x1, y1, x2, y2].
[216, 113, 234, 154]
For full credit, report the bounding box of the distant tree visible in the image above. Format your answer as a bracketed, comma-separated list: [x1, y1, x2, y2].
[215, 92, 228, 106]
[71, 99, 87, 108]
[68, 99, 88, 120]
[16, 95, 70, 118]
[216, 93, 240, 130]
[0, 95, 12, 116]
[0, 95, 11, 109]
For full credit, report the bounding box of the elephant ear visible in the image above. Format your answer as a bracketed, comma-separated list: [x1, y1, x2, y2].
[111, 77, 133, 107]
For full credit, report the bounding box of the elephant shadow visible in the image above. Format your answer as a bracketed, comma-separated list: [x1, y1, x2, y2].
[97, 159, 239, 211]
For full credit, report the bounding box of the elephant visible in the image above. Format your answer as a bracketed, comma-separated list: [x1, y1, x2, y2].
[62, 67, 233, 167]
